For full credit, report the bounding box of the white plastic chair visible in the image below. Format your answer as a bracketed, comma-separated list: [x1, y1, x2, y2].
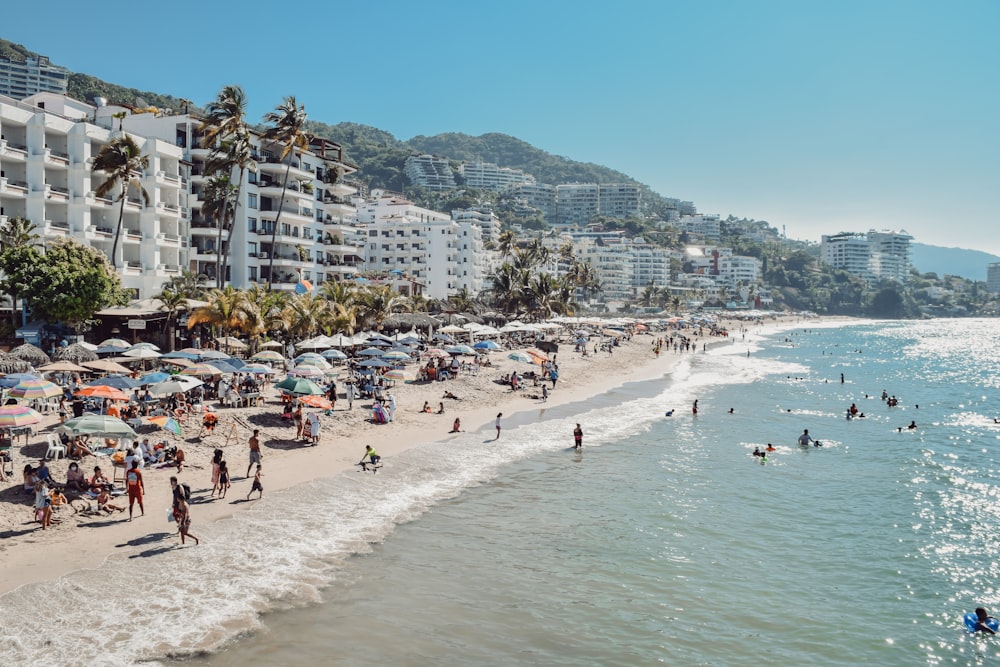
[45, 434, 66, 460]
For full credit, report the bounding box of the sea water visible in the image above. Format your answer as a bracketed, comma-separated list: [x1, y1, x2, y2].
[3, 319, 1000, 666]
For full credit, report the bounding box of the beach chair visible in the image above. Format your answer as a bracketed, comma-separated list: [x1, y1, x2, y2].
[45, 434, 66, 460]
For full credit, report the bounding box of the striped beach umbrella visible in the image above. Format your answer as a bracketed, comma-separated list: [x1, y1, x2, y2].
[147, 415, 182, 436]
[8, 378, 63, 400]
[180, 363, 223, 378]
[251, 350, 285, 362]
[0, 404, 43, 429]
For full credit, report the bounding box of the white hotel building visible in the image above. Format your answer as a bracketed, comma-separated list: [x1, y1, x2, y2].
[820, 229, 912, 284]
[356, 195, 489, 299]
[1, 92, 187, 298]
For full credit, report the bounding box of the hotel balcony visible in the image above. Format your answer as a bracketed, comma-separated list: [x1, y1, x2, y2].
[156, 263, 183, 277]
[121, 261, 144, 276]
[156, 232, 185, 247]
[258, 206, 312, 225]
[157, 202, 187, 218]
[42, 220, 70, 237]
[0, 177, 29, 197]
[319, 199, 354, 219]
[43, 149, 70, 168]
[256, 155, 314, 180]
[123, 228, 144, 244]
[0, 140, 28, 161]
[156, 170, 183, 188]
[45, 184, 70, 201]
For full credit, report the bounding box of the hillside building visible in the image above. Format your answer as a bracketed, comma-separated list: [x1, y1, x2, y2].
[451, 207, 501, 246]
[555, 183, 641, 226]
[820, 229, 912, 284]
[459, 161, 534, 191]
[0, 55, 69, 99]
[403, 154, 455, 190]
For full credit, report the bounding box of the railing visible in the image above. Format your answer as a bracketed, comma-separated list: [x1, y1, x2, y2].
[4, 179, 29, 191]
[48, 184, 70, 196]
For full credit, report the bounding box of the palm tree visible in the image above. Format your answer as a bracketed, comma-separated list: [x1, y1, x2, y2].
[496, 230, 516, 259]
[240, 284, 288, 353]
[262, 96, 309, 285]
[200, 174, 237, 285]
[201, 85, 254, 288]
[164, 269, 209, 300]
[319, 279, 356, 309]
[186, 286, 246, 343]
[0, 216, 41, 330]
[154, 287, 189, 351]
[353, 285, 406, 331]
[283, 292, 329, 339]
[92, 135, 149, 268]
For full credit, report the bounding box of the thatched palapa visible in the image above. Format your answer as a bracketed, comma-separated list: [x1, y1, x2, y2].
[7, 343, 51, 366]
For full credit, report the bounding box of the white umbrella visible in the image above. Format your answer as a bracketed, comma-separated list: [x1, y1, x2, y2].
[260, 341, 284, 349]
[148, 376, 204, 396]
[122, 347, 162, 359]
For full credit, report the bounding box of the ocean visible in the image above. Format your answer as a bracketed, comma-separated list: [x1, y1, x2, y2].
[3, 318, 1000, 666]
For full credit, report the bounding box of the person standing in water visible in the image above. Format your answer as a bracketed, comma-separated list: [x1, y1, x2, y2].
[573, 424, 583, 449]
[495, 413, 503, 440]
[798, 429, 814, 446]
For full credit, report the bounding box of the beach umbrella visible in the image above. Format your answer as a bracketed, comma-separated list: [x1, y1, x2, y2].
[446, 345, 476, 356]
[527, 349, 550, 365]
[197, 350, 231, 360]
[507, 351, 533, 364]
[127, 342, 160, 352]
[59, 414, 136, 439]
[206, 359, 242, 374]
[358, 358, 391, 368]
[297, 394, 332, 409]
[215, 336, 247, 350]
[52, 343, 98, 363]
[295, 358, 331, 370]
[75, 385, 129, 401]
[425, 348, 449, 358]
[139, 371, 171, 385]
[7, 343, 51, 365]
[251, 350, 285, 362]
[383, 369, 407, 381]
[38, 361, 89, 373]
[321, 349, 347, 360]
[8, 378, 63, 399]
[99, 338, 130, 349]
[0, 354, 31, 374]
[180, 363, 223, 378]
[160, 357, 194, 368]
[439, 325, 466, 334]
[148, 376, 204, 396]
[0, 372, 41, 388]
[357, 347, 386, 357]
[294, 352, 328, 363]
[147, 415, 182, 436]
[161, 351, 199, 360]
[287, 366, 325, 378]
[382, 350, 412, 362]
[83, 359, 133, 375]
[122, 347, 162, 360]
[433, 333, 455, 344]
[86, 375, 140, 390]
[364, 338, 392, 347]
[0, 405, 43, 429]
[242, 363, 275, 375]
[275, 377, 325, 396]
[473, 340, 501, 351]
[259, 340, 284, 349]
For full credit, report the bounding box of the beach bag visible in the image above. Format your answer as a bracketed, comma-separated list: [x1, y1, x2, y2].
[180, 482, 192, 500]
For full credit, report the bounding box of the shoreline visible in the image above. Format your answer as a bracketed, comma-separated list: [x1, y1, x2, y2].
[0, 315, 816, 598]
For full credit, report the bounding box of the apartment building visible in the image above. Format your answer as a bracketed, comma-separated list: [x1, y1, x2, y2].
[0, 55, 69, 99]
[403, 154, 455, 190]
[988, 262, 1000, 294]
[1, 92, 186, 299]
[451, 207, 501, 246]
[820, 229, 912, 284]
[358, 195, 488, 299]
[120, 111, 361, 291]
[508, 182, 557, 221]
[555, 184, 599, 226]
[676, 214, 721, 242]
[459, 161, 534, 191]
[597, 184, 641, 220]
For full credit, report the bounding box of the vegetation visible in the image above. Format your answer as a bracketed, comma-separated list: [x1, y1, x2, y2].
[92, 135, 150, 268]
[262, 96, 309, 285]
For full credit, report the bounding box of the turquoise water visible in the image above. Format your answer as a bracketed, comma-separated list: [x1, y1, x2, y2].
[3, 319, 1000, 666]
[195, 319, 1000, 667]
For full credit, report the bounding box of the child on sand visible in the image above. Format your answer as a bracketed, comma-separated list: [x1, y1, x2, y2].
[247, 464, 263, 501]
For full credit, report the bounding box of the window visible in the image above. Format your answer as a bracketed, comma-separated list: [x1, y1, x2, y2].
[248, 217, 257, 232]
[248, 242, 257, 256]
[248, 194, 258, 209]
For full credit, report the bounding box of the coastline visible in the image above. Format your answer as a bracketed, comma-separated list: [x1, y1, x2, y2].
[0, 315, 812, 599]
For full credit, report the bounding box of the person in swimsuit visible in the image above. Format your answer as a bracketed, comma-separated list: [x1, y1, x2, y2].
[247, 464, 263, 501]
[797, 429, 814, 446]
[170, 476, 199, 545]
[573, 424, 583, 449]
[125, 460, 144, 521]
[973, 607, 997, 635]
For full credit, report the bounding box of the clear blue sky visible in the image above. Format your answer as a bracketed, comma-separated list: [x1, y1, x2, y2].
[6, 1, 999, 253]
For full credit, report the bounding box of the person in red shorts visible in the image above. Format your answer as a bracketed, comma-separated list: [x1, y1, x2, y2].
[125, 460, 144, 521]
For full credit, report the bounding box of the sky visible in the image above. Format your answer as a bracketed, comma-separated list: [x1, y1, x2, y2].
[5, 1, 999, 253]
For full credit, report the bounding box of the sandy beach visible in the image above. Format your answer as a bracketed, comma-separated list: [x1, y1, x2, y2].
[0, 316, 802, 597]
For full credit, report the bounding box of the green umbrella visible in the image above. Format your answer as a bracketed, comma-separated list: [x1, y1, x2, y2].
[58, 415, 137, 439]
[274, 377, 325, 396]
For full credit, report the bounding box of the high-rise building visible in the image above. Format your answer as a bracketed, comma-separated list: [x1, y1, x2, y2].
[0, 55, 69, 99]
[1, 93, 186, 299]
[459, 161, 534, 191]
[986, 262, 1000, 294]
[821, 229, 913, 284]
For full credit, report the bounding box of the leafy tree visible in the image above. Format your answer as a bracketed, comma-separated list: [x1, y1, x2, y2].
[17, 239, 128, 329]
[0, 217, 42, 330]
[868, 286, 905, 317]
[92, 135, 149, 268]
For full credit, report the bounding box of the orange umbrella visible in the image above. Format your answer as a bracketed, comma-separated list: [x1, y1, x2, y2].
[526, 349, 550, 365]
[298, 395, 332, 409]
[74, 385, 129, 401]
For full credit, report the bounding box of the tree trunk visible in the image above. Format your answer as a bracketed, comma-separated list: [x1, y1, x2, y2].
[219, 166, 244, 289]
[267, 155, 293, 286]
[111, 196, 126, 269]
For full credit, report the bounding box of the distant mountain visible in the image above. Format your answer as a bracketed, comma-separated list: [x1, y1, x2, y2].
[909, 243, 999, 282]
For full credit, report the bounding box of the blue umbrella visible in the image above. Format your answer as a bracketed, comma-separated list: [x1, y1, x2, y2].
[365, 338, 392, 347]
[161, 351, 199, 360]
[358, 347, 386, 357]
[86, 375, 140, 390]
[358, 358, 391, 368]
[94, 345, 127, 356]
[446, 345, 476, 355]
[433, 333, 455, 344]
[139, 371, 171, 385]
[321, 349, 347, 360]
[473, 340, 501, 351]
[0, 373, 40, 388]
[207, 359, 242, 374]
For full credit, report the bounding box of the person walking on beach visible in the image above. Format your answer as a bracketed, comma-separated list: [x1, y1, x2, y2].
[246, 429, 261, 478]
[573, 423, 583, 449]
[125, 460, 144, 521]
[388, 393, 397, 422]
[247, 463, 263, 500]
[495, 412, 503, 440]
[171, 476, 199, 545]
